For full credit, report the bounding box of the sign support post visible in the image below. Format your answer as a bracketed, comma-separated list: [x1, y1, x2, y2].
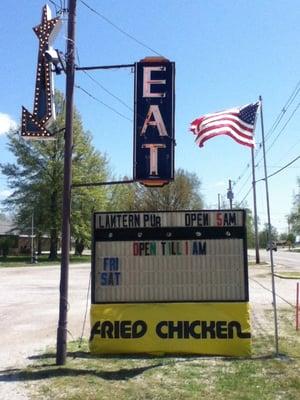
[260, 95, 279, 356]
[56, 0, 77, 366]
[251, 147, 260, 264]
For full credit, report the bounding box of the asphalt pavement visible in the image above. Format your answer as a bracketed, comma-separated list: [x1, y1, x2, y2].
[248, 248, 300, 271]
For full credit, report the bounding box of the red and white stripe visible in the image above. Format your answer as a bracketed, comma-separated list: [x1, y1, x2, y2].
[190, 107, 255, 148]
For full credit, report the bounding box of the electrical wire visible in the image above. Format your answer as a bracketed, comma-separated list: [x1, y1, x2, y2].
[250, 277, 295, 308]
[265, 79, 300, 142]
[256, 154, 300, 183]
[81, 70, 133, 112]
[233, 80, 300, 187]
[79, 272, 91, 347]
[49, 0, 60, 14]
[235, 171, 252, 198]
[237, 186, 252, 206]
[232, 162, 250, 187]
[276, 134, 300, 165]
[265, 102, 300, 155]
[79, 0, 163, 57]
[255, 102, 300, 170]
[234, 145, 261, 193]
[75, 84, 132, 122]
[64, 11, 135, 124]
[238, 154, 300, 206]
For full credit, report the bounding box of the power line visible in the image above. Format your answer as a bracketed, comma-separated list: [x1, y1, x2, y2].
[265, 102, 300, 154]
[255, 102, 300, 171]
[233, 80, 300, 185]
[70, 14, 135, 117]
[49, 0, 68, 15]
[232, 162, 250, 187]
[81, 70, 133, 112]
[250, 277, 294, 308]
[49, 0, 61, 13]
[265, 79, 300, 142]
[238, 186, 252, 206]
[235, 171, 252, 197]
[75, 84, 132, 122]
[79, 69, 148, 124]
[255, 102, 300, 170]
[276, 134, 300, 165]
[269, 165, 300, 169]
[234, 145, 261, 192]
[256, 153, 300, 182]
[79, 0, 163, 57]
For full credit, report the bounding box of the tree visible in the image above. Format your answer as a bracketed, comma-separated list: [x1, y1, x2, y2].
[138, 169, 203, 211]
[107, 178, 141, 212]
[0, 236, 16, 258]
[288, 178, 300, 235]
[245, 208, 255, 248]
[279, 232, 295, 249]
[233, 200, 258, 249]
[258, 223, 278, 248]
[108, 169, 204, 212]
[1, 92, 110, 259]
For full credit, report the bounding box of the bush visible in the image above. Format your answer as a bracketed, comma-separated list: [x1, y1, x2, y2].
[0, 236, 17, 258]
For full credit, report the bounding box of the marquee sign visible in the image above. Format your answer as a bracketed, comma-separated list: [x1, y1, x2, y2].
[21, 5, 61, 139]
[90, 209, 251, 356]
[92, 210, 248, 303]
[133, 57, 175, 186]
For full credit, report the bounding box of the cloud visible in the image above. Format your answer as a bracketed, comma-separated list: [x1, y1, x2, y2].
[0, 113, 17, 135]
[0, 189, 12, 200]
[209, 180, 227, 189]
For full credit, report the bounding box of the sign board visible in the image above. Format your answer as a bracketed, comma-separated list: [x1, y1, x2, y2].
[133, 58, 175, 186]
[21, 5, 61, 140]
[90, 210, 251, 356]
[90, 302, 251, 356]
[92, 210, 248, 303]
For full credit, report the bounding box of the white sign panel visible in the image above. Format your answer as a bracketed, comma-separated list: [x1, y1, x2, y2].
[92, 210, 248, 303]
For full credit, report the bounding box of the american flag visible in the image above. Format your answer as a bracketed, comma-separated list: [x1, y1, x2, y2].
[190, 102, 260, 148]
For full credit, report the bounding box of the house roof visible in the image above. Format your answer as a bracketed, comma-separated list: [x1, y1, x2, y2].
[0, 221, 18, 236]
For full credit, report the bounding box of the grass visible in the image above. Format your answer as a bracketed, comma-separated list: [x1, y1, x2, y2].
[248, 261, 269, 266]
[3, 309, 299, 400]
[274, 272, 300, 279]
[0, 254, 91, 268]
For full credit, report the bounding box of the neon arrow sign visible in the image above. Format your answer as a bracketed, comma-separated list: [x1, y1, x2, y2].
[21, 5, 61, 140]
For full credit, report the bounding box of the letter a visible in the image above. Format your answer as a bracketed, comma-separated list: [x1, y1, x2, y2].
[141, 105, 168, 137]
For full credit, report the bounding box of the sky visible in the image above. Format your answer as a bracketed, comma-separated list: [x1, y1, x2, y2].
[0, 0, 300, 233]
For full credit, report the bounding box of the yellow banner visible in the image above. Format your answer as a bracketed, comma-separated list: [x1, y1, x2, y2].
[89, 302, 251, 356]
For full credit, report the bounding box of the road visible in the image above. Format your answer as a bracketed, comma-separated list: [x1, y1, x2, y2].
[0, 255, 299, 399]
[248, 248, 300, 271]
[0, 263, 91, 400]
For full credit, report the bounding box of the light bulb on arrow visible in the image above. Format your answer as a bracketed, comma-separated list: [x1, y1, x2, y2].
[21, 4, 61, 140]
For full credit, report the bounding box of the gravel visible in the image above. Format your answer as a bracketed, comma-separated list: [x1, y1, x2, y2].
[0, 259, 298, 399]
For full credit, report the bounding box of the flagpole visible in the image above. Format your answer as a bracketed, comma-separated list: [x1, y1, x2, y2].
[259, 95, 279, 356]
[251, 147, 260, 264]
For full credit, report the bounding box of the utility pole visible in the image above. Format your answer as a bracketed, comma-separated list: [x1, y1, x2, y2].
[56, 0, 76, 366]
[251, 147, 260, 264]
[31, 211, 35, 264]
[218, 193, 221, 209]
[227, 179, 234, 209]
